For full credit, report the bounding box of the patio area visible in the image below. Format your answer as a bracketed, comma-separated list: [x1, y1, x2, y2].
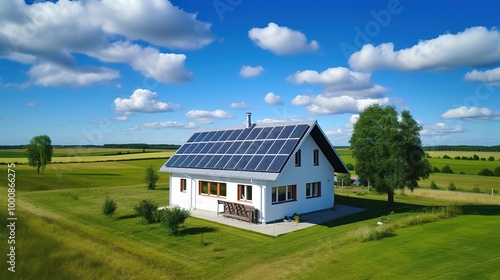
[190, 204, 365, 236]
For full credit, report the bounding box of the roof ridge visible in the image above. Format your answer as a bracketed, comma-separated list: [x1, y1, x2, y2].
[193, 119, 316, 133]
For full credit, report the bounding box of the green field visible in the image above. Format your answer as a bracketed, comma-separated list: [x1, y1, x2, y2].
[1, 148, 500, 279]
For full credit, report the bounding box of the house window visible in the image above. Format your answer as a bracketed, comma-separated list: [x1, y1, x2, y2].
[295, 149, 301, 166]
[199, 181, 226, 198]
[180, 178, 187, 192]
[306, 182, 321, 198]
[271, 185, 296, 204]
[238, 185, 253, 201]
[313, 149, 319, 166]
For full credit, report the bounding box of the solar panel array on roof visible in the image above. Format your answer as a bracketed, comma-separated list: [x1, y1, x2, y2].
[165, 124, 309, 173]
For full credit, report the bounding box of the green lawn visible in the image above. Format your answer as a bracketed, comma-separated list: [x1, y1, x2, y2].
[1, 158, 500, 279]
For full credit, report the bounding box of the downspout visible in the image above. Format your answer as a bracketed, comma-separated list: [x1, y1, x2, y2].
[182, 173, 194, 210]
[251, 179, 263, 224]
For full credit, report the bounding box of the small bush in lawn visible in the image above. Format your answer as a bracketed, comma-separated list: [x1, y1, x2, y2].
[429, 180, 439, 190]
[102, 196, 117, 217]
[478, 168, 494, 176]
[441, 165, 453, 174]
[145, 165, 160, 190]
[134, 199, 159, 224]
[448, 182, 457, 191]
[472, 187, 481, 193]
[158, 206, 190, 236]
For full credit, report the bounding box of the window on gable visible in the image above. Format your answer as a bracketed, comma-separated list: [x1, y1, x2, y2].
[306, 182, 321, 198]
[271, 185, 296, 204]
[180, 178, 187, 192]
[295, 149, 301, 166]
[313, 149, 319, 166]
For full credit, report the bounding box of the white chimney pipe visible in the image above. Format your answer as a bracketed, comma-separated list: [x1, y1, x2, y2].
[246, 112, 252, 128]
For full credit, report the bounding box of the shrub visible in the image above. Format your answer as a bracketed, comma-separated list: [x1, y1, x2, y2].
[454, 156, 461, 160]
[473, 154, 479, 160]
[102, 196, 117, 216]
[480, 157, 486, 161]
[145, 165, 160, 190]
[472, 187, 481, 193]
[134, 199, 159, 224]
[158, 206, 191, 236]
[478, 168, 494, 176]
[441, 165, 453, 174]
[461, 156, 468, 160]
[494, 167, 500, 177]
[432, 167, 440, 173]
[429, 180, 439, 190]
[488, 156, 495, 161]
[346, 163, 355, 171]
[447, 182, 457, 191]
[443, 154, 451, 159]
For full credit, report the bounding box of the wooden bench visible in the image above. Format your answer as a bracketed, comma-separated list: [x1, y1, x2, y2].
[217, 200, 256, 224]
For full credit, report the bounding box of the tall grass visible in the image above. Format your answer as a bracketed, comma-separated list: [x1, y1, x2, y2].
[405, 188, 500, 205]
[341, 204, 463, 243]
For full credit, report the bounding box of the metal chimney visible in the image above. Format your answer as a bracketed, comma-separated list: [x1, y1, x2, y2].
[246, 112, 252, 128]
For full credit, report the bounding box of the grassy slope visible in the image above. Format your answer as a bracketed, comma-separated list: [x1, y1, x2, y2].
[2, 154, 500, 279]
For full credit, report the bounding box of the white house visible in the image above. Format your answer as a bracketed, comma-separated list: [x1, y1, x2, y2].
[160, 113, 348, 224]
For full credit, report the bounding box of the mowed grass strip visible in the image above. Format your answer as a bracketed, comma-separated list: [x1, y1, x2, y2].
[0, 159, 169, 191]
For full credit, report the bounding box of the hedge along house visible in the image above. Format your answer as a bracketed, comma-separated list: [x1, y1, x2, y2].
[160, 113, 349, 224]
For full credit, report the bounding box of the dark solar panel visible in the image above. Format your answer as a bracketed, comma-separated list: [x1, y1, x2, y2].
[267, 155, 288, 172]
[228, 129, 243, 140]
[290, 124, 308, 138]
[257, 127, 273, 139]
[268, 139, 286, 154]
[187, 133, 200, 143]
[164, 123, 310, 173]
[256, 155, 274, 171]
[246, 127, 262, 140]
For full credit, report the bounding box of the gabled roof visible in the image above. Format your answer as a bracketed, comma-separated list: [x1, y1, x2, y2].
[160, 120, 348, 181]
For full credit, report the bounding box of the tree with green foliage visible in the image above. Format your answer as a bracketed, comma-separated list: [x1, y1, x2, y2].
[158, 206, 191, 236]
[145, 165, 160, 190]
[429, 180, 439, 190]
[441, 165, 454, 174]
[102, 196, 117, 216]
[134, 199, 159, 224]
[495, 167, 500, 177]
[350, 105, 431, 206]
[473, 154, 479, 160]
[478, 168, 494, 176]
[26, 135, 53, 174]
[336, 173, 352, 186]
[488, 156, 495, 161]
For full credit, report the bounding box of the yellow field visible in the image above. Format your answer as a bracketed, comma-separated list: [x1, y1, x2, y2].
[427, 150, 499, 160]
[1, 151, 174, 164]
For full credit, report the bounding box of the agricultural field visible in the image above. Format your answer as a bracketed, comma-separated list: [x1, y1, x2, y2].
[0, 147, 175, 164]
[336, 148, 500, 193]
[1, 148, 500, 279]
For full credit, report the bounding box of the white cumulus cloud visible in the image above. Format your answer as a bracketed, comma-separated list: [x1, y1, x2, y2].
[142, 121, 197, 129]
[248, 22, 319, 55]
[441, 106, 500, 120]
[114, 89, 181, 115]
[230, 102, 248, 109]
[0, 0, 213, 86]
[287, 67, 388, 98]
[26, 62, 119, 87]
[240, 65, 264, 78]
[464, 67, 500, 85]
[300, 95, 390, 115]
[349, 26, 500, 71]
[185, 109, 232, 122]
[264, 92, 283, 105]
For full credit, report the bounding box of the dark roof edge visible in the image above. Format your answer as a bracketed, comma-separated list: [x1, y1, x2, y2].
[310, 122, 349, 173]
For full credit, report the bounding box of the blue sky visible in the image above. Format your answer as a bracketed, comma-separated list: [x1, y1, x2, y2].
[1, 0, 500, 146]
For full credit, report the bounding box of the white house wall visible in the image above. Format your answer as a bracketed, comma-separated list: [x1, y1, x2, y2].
[265, 134, 335, 223]
[169, 173, 265, 221]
